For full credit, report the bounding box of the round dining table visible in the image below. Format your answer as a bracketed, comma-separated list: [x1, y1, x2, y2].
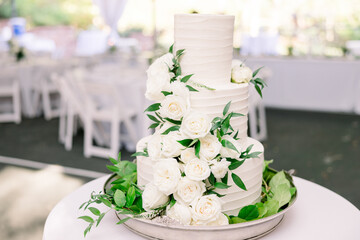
[43, 175, 360, 240]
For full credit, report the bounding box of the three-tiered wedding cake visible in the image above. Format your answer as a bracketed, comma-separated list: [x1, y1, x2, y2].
[136, 14, 264, 222]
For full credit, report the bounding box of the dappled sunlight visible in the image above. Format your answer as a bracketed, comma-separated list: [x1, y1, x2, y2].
[0, 165, 85, 240]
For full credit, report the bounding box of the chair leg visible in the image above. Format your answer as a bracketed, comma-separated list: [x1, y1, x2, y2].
[41, 81, 52, 120]
[59, 99, 66, 143]
[84, 117, 93, 158]
[110, 119, 120, 159]
[13, 81, 21, 124]
[65, 106, 74, 151]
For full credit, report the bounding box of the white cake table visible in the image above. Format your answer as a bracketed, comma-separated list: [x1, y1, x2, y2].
[43, 175, 360, 240]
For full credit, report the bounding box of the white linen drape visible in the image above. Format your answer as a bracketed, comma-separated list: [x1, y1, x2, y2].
[93, 0, 128, 40]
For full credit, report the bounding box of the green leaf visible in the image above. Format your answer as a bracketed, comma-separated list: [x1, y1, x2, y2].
[144, 103, 161, 112]
[221, 139, 239, 153]
[147, 114, 160, 123]
[164, 117, 182, 125]
[169, 44, 174, 54]
[148, 122, 160, 129]
[177, 139, 193, 147]
[111, 179, 125, 185]
[255, 85, 262, 98]
[131, 151, 149, 157]
[96, 213, 105, 227]
[231, 112, 244, 117]
[161, 125, 180, 135]
[176, 66, 182, 76]
[238, 205, 259, 220]
[269, 171, 291, 190]
[181, 74, 193, 83]
[247, 152, 262, 159]
[117, 217, 131, 224]
[106, 165, 119, 173]
[126, 186, 136, 207]
[114, 190, 126, 208]
[208, 173, 215, 185]
[207, 190, 225, 198]
[221, 172, 229, 184]
[231, 173, 247, 190]
[255, 202, 267, 218]
[230, 216, 247, 224]
[100, 197, 112, 207]
[195, 140, 200, 158]
[228, 160, 245, 170]
[223, 101, 232, 116]
[186, 85, 199, 92]
[88, 207, 100, 216]
[245, 144, 254, 153]
[264, 199, 280, 217]
[170, 197, 176, 208]
[161, 91, 172, 96]
[214, 182, 231, 189]
[78, 216, 94, 223]
[176, 49, 185, 57]
[272, 183, 291, 208]
[290, 187, 297, 197]
[109, 157, 118, 165]
[252, 66, 264, 77]
[84, 224, 92, 237]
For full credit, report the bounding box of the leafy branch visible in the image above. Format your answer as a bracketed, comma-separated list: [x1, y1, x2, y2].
[249, 67, 267, 98]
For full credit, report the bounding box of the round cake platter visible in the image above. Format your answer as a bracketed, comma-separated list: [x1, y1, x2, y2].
[104, 174, 297, 240]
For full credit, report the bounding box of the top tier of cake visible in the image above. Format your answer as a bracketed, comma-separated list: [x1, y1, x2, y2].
[174, 14, 234, 87]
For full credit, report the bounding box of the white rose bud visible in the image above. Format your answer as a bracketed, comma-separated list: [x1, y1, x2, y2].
[199, 134, 222, 161]
[220, 135, 241, 159]
[173, 177, 206, 205]
[160, 131, 183, 158]
[142, 183, 169, 211]
[210, 158, 230, 179]
[231, 59, 243, 68]
[153, 158, 181, 195]
[231, 65, 253, 84]
[180, 112, 211, 139]
[185, 158, 211, 181]
[180, 148, 196, 164]
[207, 213, 229, 226]
[190, 194, 222, 225]
[166, 203, 192, 225]
[160, 95, 188, 120]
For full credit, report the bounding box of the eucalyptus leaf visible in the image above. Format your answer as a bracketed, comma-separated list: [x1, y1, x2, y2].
[186, 85, 199, 92]
[181, 74, 193, 83]
[177, 139, 193, 147]
[100, 198, 112, 208]
[148, 122, 160, 129]
[117, 217, 131, 224]
[88, 207, 101, 216]
[78, 216, 94, 223]
[221, 139, 239, 153]
[208, 173, 215, 185]
[195, 140, 201, 158]
[96, 213, 105, 227]
[169, 44, 174, 53]
[161, 125, 180, 135]
[252, 66, 264, 77]
[147, 114, 160, 123]
[228, 160, 245, 170]
[164, 118, 182, 125]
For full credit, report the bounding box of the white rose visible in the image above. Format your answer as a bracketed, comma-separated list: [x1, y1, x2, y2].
[153, 158, 181, 195]
[207, 213, 229, 226]
[160, 95, 188, 120]
[160, 131, 183, 158]
[231, 59, 243, 68]
[180, 148, 196, 164]
[170, 81, 190, 101]
[185, 158, 211, 181]
[190, 195, 222, 224]
[147, 134, 162, 161]
[173, 177, 206, 205]
[145, 53, 175, 101]
[145, 72, 173, 101]
[166, 203, 192, 225]
[210, 158, 230, 179]
[199, 134, 222, 161]
[142, 183, 169, 211]
[231, 65, 253, 84]
[220, 135, 241, 159]
[180, 112, 211, 139]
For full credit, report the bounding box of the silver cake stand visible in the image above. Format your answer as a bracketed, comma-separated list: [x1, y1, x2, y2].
[105, 174, 297, 240]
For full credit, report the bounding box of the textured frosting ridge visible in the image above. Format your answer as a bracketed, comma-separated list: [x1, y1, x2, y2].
[174, 14, 234, 87]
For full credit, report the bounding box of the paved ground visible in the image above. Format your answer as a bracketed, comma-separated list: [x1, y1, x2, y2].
[0, 108, 359, 239]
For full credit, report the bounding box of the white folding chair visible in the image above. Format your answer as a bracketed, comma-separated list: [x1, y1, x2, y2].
[0, 66, 21, 124]
[79, 79, 138, 159]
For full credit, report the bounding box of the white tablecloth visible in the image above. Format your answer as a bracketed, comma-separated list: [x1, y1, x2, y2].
[245, 57, 360, 114]
[43, 175, 360, 240]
